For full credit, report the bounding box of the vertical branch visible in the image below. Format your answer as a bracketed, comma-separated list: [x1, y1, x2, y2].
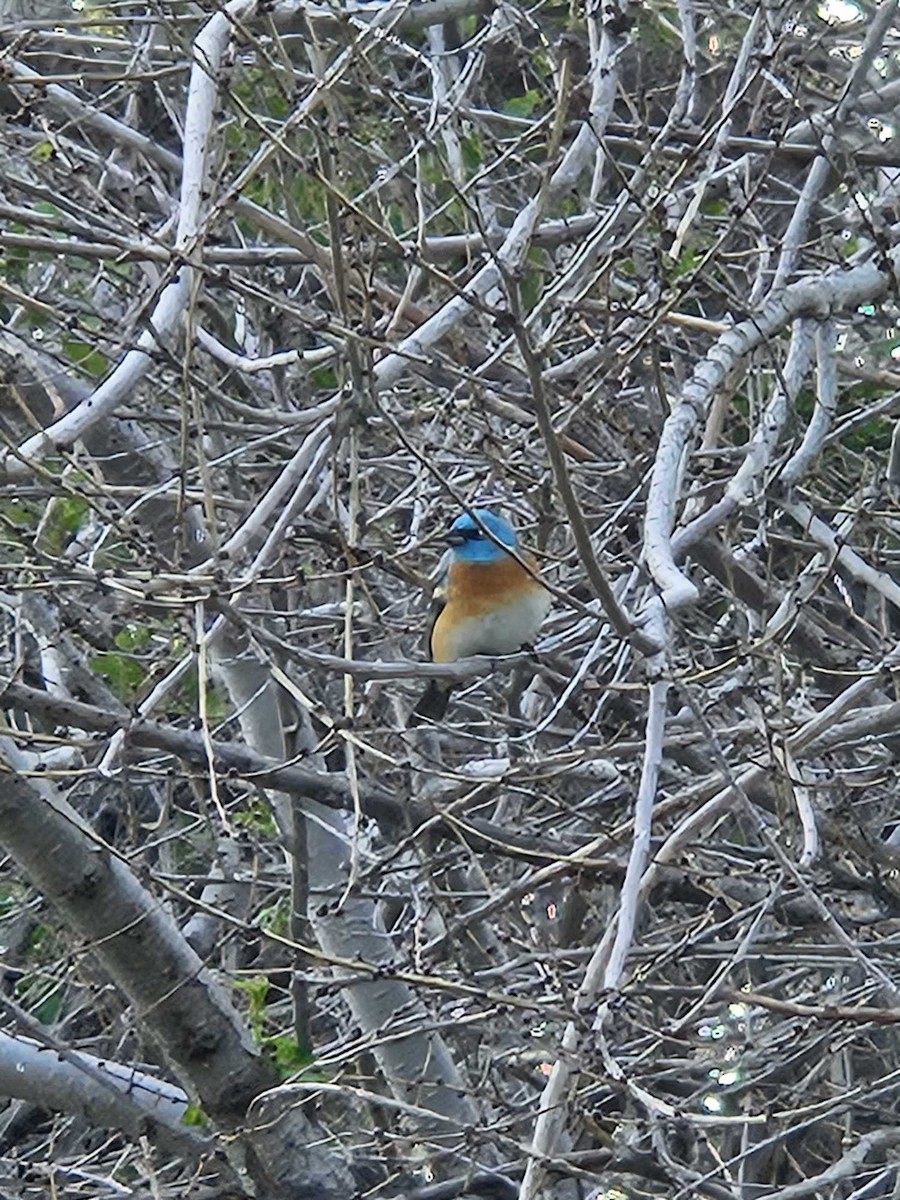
[195, 600, 232, 833]
[672, 317, 817, 554]
[780, 319, 838, 486]
[3, 0, 258, 474]
[291, 795, 312, 1054]
[518, 604, 669, 1200]
[338, 424, 364, 909]
[667, 7, 762, 261]
[507, 282, 648, 650]
[767, 0, 900, 296]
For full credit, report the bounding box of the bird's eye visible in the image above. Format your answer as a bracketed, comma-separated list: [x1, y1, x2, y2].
[465, 529, 483, 540]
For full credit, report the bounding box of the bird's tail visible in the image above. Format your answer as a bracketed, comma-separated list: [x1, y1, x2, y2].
[409, 680, 452, 725]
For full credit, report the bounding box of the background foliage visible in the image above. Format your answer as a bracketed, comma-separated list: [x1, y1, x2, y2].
[3, 0, 900, 1196]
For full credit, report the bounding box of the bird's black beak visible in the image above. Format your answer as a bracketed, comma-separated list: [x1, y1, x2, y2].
[445, 531, 467, 546]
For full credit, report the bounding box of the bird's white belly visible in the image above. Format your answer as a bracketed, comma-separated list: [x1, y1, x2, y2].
[446, 588, 551, 660]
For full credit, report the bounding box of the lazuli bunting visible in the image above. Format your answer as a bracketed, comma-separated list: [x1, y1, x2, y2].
[411, 509, 551, 723]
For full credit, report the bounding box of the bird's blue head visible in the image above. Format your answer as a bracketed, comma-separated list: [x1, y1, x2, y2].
[446, 509, 518, 564]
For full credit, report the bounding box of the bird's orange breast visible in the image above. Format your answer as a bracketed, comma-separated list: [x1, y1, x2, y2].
[430, 554, 548, 663]
[446, 555, 539, 614]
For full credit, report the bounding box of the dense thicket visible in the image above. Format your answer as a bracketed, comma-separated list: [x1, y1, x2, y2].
[2, 0, 900, 1196]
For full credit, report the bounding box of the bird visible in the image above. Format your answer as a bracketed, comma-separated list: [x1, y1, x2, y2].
[410, 508, 551, 724]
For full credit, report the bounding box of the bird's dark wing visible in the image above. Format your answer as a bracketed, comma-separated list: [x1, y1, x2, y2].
[410, 559, 452, 726]
[425, 582, 447, 658]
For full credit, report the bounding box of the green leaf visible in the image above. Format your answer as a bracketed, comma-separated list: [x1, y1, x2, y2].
[674, 247, 698, 278]
[267, 1036, 315, 1077]
[58, 496, 90, 535]
[532, 49, 552, 79]
[33, 988, 63, 1025]
[310, 366, 337, 390]
[28, 925, 49, 953]
[260, 897, 290, 936]
[234, 976, 269, 1038]
[234, 975, 269, 1007]
[503, 89, 541, 118]
[91, 652, 146, 700]
[35, 495, 90, 555]
[701, 198, 727, 217]
[0, 497, 37, 528]
[267, 91, 289, 119]
[182, 1104, 208, 1128]
[31, 142, 55, 164]
[461, 133, 483, 172]
[114, 623, 152, 652]
[235, 800, 278, 840]
[63, 339, 108, 380]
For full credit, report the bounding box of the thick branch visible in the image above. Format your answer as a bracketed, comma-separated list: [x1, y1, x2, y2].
[644, 244, 900, 611]
[0, 771, 275, 1126]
